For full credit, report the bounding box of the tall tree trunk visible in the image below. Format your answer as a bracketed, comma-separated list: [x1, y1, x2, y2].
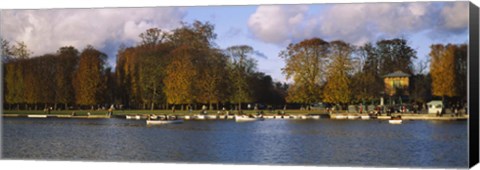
[54, 103, 58, 110]
[65, 103, 68, 110]
[151, 102, 155, 111]
[181, 104, 184, 111]
[209, 101, 212, 111]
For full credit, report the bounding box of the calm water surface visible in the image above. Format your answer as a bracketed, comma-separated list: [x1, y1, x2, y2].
[2, 117, 468, 168]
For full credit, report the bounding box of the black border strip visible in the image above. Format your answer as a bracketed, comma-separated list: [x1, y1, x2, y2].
[469, 2, 479, 168]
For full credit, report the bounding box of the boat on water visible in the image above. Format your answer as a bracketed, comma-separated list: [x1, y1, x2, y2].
[300, 115, 308, 119]
[126, 115, 147, 120]
[195, 114, 206, 120]
[150, 115, 158, 119]
[235, 115, 265, 122]
[226, 115, 235, 119]
[308, 115, 321, 119]
[28, 115, 47, 118]
[360, 115, 370, 120]
[347, 115, 360, 119]
[205, 115, 218, 120]
[334, 114, 347, 119]
[263, 115, 275, 119]
[146, 119, 184, 125]
[184, 115, 191, 120]
[389, 115, 402, 124]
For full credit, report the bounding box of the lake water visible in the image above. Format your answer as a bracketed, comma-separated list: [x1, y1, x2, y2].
[1, 117, 468, 168]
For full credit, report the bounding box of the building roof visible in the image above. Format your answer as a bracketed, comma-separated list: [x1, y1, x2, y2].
[383, 71, 410, 78]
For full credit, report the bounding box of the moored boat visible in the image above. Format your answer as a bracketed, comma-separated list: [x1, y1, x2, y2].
[206, 115, 218, 120]
[263, 115, 275, 119]
[389, 115, 402, 124]
[184, 115, 191, 120]
[28, 115, 47, 118]
[125, 115, 136, 119]
[360, 115, 370, 120]
[235, 115, 265, 122]
[334, 114, 347, 119]
[150, 115, 158, 119]
[195, 114, 206, 120]
[347, 115, 360, 119]
[146, 119, 184, 125]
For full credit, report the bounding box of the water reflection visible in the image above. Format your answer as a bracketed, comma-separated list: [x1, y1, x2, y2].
[2, 118, 468, 168]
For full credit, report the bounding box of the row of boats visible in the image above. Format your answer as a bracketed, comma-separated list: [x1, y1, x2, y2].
[127, 114, 403, 125]
[144, 114, 265, 125]
[332, 114, 403, 124]
[126, 114, 322, 121]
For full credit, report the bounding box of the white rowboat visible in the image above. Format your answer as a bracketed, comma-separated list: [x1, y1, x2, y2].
[28, 115, 47, 118]
[347, 115, 360, 119]
[360, 115, 370, 120]
[195, 115, 206, 120]
[388, 119, 402, 124]
[334, 115, 347, 119]
[235, 115, 265, 122]
[206, 115, 218, 119]
[146, 119, 184, 125]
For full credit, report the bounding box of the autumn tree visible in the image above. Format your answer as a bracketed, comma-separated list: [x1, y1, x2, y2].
[322, 41, 353, 107]
[73, 45, 108, 108]
[430, 44, 467, 106]
[163, 46, 197, 110]
[3, 41, 31, 110]
[4, 60, 26, 109]
[280, 38, 329, 108]
[430, 44, 456, 104]
[54, 46, 79, 110]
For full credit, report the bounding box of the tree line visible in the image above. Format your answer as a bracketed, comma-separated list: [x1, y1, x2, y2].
[2, 21, 287, 111]
[1, 21, 467, 111]
[281, 37, 467, 110]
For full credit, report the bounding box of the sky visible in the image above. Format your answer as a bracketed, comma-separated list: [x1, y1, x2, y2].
[0, 1, 470, 83]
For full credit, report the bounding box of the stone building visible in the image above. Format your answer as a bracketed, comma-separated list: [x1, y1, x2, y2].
[383, 71, 410, 97]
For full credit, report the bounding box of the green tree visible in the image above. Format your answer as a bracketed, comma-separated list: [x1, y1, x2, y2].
[376, 38, 417, 75]
[226, 45, 257, 111]
[351, 43, 383, 103]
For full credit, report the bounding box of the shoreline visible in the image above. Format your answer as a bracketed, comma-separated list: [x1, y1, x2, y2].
[2, 112, 469, 121]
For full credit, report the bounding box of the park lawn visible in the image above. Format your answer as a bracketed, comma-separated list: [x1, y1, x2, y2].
[2, 109, 326, 116]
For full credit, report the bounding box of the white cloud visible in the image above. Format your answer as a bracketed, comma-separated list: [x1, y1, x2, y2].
[0, 7, 186, 56]
[247, 2, 468, 46]
[441, 1, 469, 31]
[247, 5, 308, 45]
